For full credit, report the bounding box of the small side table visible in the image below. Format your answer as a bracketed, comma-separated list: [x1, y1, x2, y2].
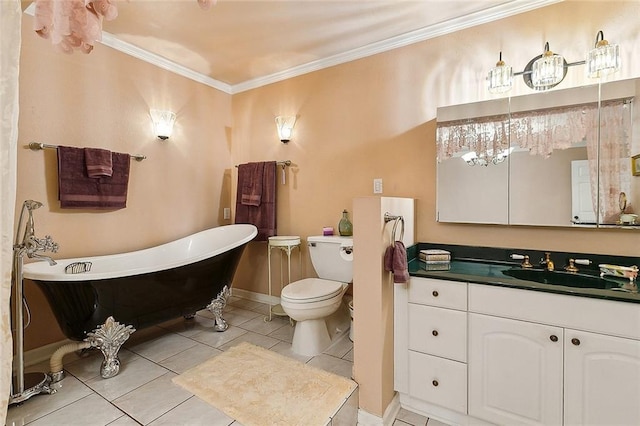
[265, 236, 302, 322]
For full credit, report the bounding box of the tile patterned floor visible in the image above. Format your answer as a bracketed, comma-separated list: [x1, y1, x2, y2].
[7, 296, 439, 426]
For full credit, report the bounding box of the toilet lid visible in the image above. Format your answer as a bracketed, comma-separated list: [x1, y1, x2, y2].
[281, 278, 343, 302]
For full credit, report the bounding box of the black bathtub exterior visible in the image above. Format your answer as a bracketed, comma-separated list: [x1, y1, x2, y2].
[32, 245, 247, 341]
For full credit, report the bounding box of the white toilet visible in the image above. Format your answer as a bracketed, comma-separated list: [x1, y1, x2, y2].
[280, 235, 353, 356]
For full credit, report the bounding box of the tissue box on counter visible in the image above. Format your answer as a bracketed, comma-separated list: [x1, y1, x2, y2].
[419, 249, 451, 264]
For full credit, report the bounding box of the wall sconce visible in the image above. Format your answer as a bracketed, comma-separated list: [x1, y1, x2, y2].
[487, 30, 621, 93]
[275, 116, 296, 143]
[150, 109, 176, 140]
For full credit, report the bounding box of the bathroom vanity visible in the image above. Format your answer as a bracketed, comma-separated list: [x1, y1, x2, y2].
[394, 246, 640, 426]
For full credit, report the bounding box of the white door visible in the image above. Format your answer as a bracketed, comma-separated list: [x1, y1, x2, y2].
[468, 313, 563, 426]
[564, 330, 640, 426]
[571, 160, 596, 224]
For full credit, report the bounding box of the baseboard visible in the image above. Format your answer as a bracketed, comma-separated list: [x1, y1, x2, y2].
[23, 338, 74, 368]
[231, 287, 279, 305]
[358, 392, 400, 426]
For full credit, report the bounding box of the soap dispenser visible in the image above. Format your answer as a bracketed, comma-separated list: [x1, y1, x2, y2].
[338, 209, 353, 236]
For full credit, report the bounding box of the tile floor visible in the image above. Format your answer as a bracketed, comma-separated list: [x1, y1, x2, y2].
[7, 296, 440, 426]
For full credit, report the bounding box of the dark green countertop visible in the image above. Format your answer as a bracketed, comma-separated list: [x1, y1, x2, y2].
[408, 258, 640, 304]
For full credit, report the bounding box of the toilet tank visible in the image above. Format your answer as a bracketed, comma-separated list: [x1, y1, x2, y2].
[307, 235, 353, 283]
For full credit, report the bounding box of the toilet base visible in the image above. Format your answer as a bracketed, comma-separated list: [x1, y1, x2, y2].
[291, 318, 332, 357]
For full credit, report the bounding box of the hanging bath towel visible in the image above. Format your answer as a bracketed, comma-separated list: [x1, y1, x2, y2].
[235, 161, 277, 241]
[57, 146, 130, 209]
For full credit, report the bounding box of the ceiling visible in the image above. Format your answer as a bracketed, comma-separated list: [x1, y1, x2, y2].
[25, 0, 561, 93]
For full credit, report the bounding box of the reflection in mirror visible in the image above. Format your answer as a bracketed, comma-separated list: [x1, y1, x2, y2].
[599, 78, 637, 226]
[436, 99, 509, 224]
[508, 84, 599, 227]
[436, 78, 636, 228]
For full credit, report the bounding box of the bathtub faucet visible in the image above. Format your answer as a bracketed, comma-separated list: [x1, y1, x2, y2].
[14, 200, 58, 265]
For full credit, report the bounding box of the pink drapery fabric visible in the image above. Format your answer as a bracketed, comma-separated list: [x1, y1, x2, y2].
[33, 0, 215, 54]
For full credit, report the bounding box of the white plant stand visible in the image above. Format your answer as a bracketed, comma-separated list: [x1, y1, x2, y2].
[265, 235, 301, 322]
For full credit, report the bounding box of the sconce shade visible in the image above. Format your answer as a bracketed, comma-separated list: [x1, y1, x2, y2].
[587, 31, 620, 78]
[487, 52, 513, 94]
[150, 109, 176, 140]
[531, 43, 565, 90]
[275, 116, 296, 143]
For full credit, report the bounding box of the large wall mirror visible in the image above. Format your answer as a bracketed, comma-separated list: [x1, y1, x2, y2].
[436, 77, 637, 228]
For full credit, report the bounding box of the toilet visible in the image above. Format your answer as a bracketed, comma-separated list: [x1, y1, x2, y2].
[280, 235, 353, 356]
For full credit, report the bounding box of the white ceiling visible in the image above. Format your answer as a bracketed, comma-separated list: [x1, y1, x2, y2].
[25, 0, 561, 93]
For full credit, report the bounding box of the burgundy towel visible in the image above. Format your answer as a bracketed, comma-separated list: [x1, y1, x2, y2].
[84, 148, 113, 177]
[235, 161, 277, 241]
[57, 146, 130, 210]
[240, 162, 264, 206]
[384, 241, 409, 283]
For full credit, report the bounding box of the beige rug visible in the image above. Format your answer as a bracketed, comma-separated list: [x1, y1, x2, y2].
[172, 341, 358, 426]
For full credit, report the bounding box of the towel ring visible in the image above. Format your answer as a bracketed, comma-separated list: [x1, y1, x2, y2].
[391, 216, 404, 242]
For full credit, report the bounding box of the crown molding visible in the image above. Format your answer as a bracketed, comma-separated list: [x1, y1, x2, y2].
[100, 33, 232, 94]
[24, 0, 561, 95]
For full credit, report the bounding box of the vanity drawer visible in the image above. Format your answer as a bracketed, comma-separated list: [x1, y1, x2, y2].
[409, 304, 467, 362]
[409, 350, 467, 414]
[409, 277, 467, 310]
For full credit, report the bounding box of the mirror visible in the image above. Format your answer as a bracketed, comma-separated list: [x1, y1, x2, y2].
[437, 77, 636, 228]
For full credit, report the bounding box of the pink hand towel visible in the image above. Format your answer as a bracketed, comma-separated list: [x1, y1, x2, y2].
[384, 241, 409, 283]
[84, 148, 113, 177]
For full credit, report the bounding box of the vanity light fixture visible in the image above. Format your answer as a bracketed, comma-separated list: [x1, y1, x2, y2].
[587, 30, 621, 78]
[275, 115, 296, 143]
[487, 52, 513, 94]
[487, 30, 621, 93]
[531, 42, 566, 90]
[150, 109, 176, 140]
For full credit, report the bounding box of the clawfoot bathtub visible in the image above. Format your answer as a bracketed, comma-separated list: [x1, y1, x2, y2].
[22, 224, 257, 378]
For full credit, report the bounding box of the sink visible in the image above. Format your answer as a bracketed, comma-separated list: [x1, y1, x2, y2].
[502, 268, 623, 290]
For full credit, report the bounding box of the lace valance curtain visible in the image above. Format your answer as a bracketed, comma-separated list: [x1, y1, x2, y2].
[436, 114, 510, 163]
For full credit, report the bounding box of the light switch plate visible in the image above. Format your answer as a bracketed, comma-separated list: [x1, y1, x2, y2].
[373, 178, 383, 194]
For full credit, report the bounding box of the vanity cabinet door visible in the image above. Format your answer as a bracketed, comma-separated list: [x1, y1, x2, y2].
[468, 313, 563, 426]
[564, 330, 640, 426]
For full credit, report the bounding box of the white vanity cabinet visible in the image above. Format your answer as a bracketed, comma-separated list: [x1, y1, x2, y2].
[395, 277, 640, 426]
[468, 283, 640, 426]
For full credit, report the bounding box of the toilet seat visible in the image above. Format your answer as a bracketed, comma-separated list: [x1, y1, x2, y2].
[281, 278, 343, 303]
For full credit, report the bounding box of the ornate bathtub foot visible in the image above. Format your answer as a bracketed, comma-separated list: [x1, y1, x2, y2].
[207, 285, 230, 332]
[85, 316, 136, 379]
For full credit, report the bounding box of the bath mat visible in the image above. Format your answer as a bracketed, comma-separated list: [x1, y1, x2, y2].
[172, 341, 357, 426]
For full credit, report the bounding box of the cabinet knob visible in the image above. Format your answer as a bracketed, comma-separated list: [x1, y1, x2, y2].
[432, 330, 439, 337]
[432, 380, 439, 387]
[432, 290, 439, 297]
[571, 338, 581, 346]
[549, 335, 558, 342]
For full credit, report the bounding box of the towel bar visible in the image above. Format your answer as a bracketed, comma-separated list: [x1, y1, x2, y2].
[28, 142, 146, 162]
